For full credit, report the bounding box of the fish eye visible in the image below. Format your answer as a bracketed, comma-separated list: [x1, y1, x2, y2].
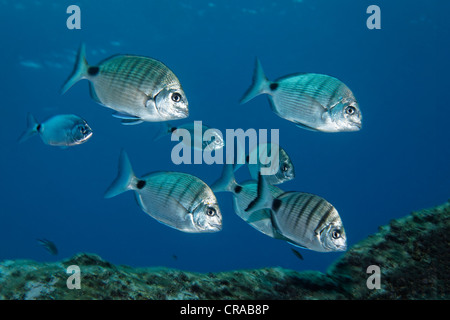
[171, 92, 182, 102]
[281, 164, 289, 172]
[206, 206, 216, 217]
[345, 106, 356, 115]
[332, 229, 341, 239]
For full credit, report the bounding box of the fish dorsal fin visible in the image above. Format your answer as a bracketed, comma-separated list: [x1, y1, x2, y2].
[288, 241, 308, 250]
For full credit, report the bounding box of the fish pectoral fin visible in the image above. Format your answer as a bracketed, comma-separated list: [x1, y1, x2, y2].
[112, 112, 141, 120]
[288, 241, 309, 250]
[121, 119, 144, 125]
[295, 123, 319, 132]
[111, 112, 144, 125]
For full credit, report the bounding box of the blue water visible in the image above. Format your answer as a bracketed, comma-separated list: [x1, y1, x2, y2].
[0, 0, 448, 274]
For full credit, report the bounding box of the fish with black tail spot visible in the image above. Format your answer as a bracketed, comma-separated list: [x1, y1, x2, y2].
[211, 163, 284, 239]
[240, 58, 362, 132]
[105, 149, 222, 233]
[18, 113, 92, 147]
[61, 44, 189, 125]
[245, 173, 347, 252]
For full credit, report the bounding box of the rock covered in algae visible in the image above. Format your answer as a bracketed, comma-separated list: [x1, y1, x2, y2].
[0, 201, 449, 300]
[327, 200, 450, 299]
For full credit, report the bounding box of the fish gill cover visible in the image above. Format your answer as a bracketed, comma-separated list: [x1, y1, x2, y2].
[0, 0, 449, 299]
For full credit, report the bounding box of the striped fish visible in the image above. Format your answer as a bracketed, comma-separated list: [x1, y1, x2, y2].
[62, 44, 188, 125]
[105, 150, 222, 233]
[211, 163, 284, 239]
[240, 58, 362, 132]
[247, 143, 295, 185]
[245, 174, 347, 252]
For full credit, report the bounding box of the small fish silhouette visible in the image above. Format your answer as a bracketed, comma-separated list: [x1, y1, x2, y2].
[37, 238, 58, 256]
[291, 248, 304, 261]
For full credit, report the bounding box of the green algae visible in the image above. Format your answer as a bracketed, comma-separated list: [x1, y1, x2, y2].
[1, 201, 449, 300]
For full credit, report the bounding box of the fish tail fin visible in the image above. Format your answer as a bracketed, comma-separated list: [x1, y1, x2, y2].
[232, 136, 247, 173]
[211, 163, 238, 193]
[240, 57, 270, 104]
[245, 172, 274, 213]
[61, 43, 89, 94]
[18, 113, 39, 143]
[153, 122, 173, 141]
[104, 149, 136, 198]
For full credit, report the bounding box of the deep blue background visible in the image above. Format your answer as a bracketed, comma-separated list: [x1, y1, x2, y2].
[0, 0, 448, 274]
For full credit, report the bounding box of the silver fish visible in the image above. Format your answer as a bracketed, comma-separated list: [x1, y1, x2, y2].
[154, 122, 225, 152]
[62, 44, 189, 125]
[247, 143, 295, 185]
[211, 164, 283, 239]
[246, 174, 347, 252]
[105, 150, 222, 233]
[37, 238, 58, 256]
[240, 58, 362, 132]
[18, 113, 93, 147]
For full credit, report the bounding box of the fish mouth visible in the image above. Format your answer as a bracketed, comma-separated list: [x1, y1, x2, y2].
[83, 130, 94, 141]
[210, 223, 222, 232]
[177, 108, 189, 119]
[349, 121, 362, 131]
[76, 130, 93, 143]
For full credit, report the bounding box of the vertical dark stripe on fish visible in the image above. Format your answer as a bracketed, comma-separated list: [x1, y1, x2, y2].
[298, 76, 315, 96]
[177, 178, 193, 204]
[135, 59, 152, 89]
[280, 193, 299, 222]
[291, 194, 309, 229]
[312, 77, 331, 100]
[167, 175, 184, 199]
[327, 82, 342, 108]
[110, 58, 129, 85]
[189, 187, 205, 212]
[314, 205, 334, 235]
[304, 197, 326, 236]
[125, 59, 142, 85]
[294, 194, 315, 230]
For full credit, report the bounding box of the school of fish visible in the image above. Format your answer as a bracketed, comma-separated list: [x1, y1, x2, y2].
[20, 44, 363, 258]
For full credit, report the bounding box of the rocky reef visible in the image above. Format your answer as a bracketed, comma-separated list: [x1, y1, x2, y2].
[1, 201, 449, 300]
